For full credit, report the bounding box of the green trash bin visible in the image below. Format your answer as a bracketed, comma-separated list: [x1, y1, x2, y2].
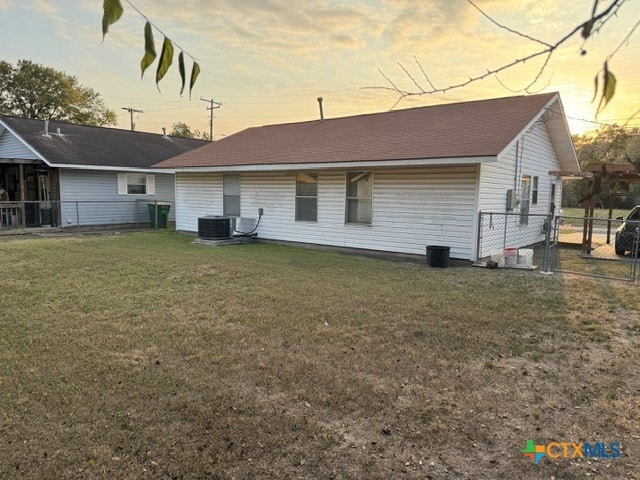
[148, 202, 171, 229]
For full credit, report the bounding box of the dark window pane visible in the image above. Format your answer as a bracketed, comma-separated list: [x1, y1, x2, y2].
[126, 173, 146, 194]
[296, 197, 317, 221]
[127, 184, 146, 194]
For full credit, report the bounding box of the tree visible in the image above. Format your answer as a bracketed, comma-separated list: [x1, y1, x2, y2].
[0, 60, 116, 126]
[573, 125, 639, 169]
[564, 125, 640, 208]
[169, 122, 209, 140]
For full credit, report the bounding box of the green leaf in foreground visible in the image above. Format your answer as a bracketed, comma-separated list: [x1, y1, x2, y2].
[178, 51, 186, 96]
[140, 21, 157, 79]
[596, 62, 617, 116]
[102, 0, 123, 41]
[156, 37, 174, 91]
[189, 61, 201, 99]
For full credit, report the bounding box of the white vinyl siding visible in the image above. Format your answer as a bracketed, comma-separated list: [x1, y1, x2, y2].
[477, 121, 563, 252]
[59, 169, 174, 226]
[478, 122, 561, 213]
[0, 129, 38, 160]
[175, 165, 478, 259]
[175, 173, 222, 231]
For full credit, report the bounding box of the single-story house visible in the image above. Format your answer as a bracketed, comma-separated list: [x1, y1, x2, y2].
[0, 116, 207, 228]
[154, 92, 579, 261]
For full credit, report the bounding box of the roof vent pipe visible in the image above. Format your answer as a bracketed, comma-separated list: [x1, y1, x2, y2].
[43, 119, 49, 136]
[162, 127, 167, 138]
[317, 97, 324, 122]
[56, 127, 61, 135]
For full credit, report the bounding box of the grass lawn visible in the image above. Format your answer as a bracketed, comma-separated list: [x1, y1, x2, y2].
[1, 232, 638, 479]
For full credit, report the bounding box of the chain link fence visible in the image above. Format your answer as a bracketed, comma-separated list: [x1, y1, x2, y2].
[548, 214, 640, 281]
[477, 211, 640, 282]
[0, 200, 175, 232]
[476, 212, 552, 270]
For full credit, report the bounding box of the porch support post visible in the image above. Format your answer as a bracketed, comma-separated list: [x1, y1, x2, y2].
[18, 163, 25, 228]
[18, 163, 25, 201]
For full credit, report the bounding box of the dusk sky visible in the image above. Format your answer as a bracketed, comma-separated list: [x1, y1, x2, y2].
[1, 0, 639, 137]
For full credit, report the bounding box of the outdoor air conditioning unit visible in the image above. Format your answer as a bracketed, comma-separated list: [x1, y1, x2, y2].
[198, 216, 236, 240]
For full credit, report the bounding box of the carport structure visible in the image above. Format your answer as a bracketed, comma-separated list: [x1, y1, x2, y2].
[582, 163, 640, 253]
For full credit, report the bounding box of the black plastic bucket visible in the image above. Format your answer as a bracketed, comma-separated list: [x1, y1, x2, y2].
[426, 245, 451, 268]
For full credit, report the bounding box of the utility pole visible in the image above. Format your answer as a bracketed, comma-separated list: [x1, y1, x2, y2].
[121, 107, 143, 131]
[200, 98, 222, 141]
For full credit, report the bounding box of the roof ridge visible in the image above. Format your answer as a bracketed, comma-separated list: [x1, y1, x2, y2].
[251, 92, 559, 130]
[0, 114, 208, 144]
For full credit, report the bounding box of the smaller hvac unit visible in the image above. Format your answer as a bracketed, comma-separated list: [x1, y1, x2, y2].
[198, 216, 236, 240]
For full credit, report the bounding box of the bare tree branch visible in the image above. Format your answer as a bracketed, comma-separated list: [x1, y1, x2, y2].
[466, 0, 551, 48]
[524, 50, 553, 93]
[494, 75, 520, 94]
[607, 17, 640, 61]
[365, 0, 630, 109]
[397, 62, 425, 93]
[414, 56, 436, 91]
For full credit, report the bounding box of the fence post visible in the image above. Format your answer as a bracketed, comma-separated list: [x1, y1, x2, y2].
[502, 213, 508, 253]
[155, 199, 158, 230]
[75, 201, 80, 232]
[542, 213, 553, 273]
[633, 227, 640, 282]
[475, 211, 483, 264]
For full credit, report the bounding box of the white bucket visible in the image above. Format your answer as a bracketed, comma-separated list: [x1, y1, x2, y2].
[518, 249, 534, 267]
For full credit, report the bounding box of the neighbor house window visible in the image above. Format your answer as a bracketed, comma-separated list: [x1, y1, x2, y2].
[345, 171, 373, 225]
[532, 176, 539, 205]
[223, 174, 240, 216]
[295, 172, 318, 222]
[117, 173, 155, 195]
[520, 175, 531, 225]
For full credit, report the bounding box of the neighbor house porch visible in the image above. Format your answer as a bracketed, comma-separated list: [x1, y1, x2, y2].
[0, 159, 60, 229]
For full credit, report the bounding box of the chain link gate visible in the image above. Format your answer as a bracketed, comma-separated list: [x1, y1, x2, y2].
[548, 214, 640, 282]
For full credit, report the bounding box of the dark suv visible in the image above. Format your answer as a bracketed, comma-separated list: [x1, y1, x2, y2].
[615, 206, 640, 255]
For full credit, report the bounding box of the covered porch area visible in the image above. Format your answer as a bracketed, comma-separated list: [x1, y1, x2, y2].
[0, 159, 60, 229]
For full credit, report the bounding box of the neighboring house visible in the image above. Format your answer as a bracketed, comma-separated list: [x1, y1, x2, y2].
[154, 92, 579, 261]
[0, 116, 207, 228]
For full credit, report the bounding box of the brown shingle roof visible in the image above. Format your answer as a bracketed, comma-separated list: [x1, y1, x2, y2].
[155, 92, 558, 169]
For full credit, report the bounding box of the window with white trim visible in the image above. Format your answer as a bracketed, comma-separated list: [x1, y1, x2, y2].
[345, 171, 373, 225]
[117, 173, 155, 195]
[295, 172, 318, 222]
[520, 175, 531, 225]
[223, 174, 240, 216]
[532, 176, 539, 205]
